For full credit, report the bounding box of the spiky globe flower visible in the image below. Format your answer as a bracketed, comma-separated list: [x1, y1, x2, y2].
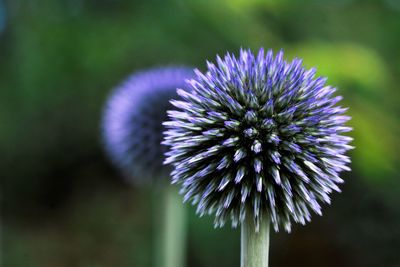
[102, 67, 194, 184]
[163, 49, 353, 232]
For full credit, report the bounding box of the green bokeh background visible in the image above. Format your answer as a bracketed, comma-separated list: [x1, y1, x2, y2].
[1, 0, 399, 266]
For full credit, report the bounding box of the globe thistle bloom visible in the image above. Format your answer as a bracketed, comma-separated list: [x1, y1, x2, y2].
[163, 49, 353, 232]
[102, 67, 194, 184]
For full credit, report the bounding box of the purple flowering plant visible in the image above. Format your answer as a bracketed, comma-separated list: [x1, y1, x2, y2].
[102, 67, 193, 267]
[163, 49, 353, 233]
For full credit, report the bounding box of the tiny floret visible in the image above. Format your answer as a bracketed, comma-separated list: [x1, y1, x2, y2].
[163, 49, 353, 232]
[102, 67, 193, 184]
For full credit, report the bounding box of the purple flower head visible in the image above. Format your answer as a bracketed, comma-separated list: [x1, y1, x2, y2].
[163, 49, 353, 232]
[102, 67, 194, 184]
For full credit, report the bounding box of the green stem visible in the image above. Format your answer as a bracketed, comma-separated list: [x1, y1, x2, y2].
[154, 185, 186, 267]
[240, 214, 270, 267]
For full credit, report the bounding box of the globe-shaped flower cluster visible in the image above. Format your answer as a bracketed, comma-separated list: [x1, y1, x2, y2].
[163, 49, 353, 232]
[102, 67, 193, 184]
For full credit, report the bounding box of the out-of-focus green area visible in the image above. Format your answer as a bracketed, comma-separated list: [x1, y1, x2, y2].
[1, 0, 399, 266]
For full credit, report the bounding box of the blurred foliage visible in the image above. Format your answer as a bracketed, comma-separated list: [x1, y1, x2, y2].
[1, 0, 399, 266]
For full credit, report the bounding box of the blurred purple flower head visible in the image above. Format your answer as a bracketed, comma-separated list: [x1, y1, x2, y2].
[102, 67, 194, 184]
[163, 49, 353, 232]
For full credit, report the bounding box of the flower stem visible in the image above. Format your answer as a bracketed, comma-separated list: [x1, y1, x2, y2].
[240, 214, 270, 267]
[154, 185, 186, 267]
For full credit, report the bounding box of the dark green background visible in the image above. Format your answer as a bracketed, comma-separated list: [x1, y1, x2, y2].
[1, 0, 399, 266]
